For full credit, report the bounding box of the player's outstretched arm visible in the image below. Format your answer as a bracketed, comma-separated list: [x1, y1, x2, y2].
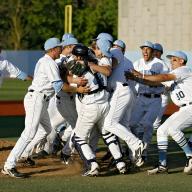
[125, 70, 164, 86]
[88, 62, 112, 76]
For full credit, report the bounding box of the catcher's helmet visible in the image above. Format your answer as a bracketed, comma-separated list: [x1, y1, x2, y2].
[72, 44, 89, 57]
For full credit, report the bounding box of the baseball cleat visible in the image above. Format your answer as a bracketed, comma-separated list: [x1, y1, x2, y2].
[60, 152, 71, 165]
[147, 164, 168, 175]
[184, 156, 192, 174]
[82, 162, 99, 177]
[133, 141, 147, 167]
[21, 157, 35, 167]
[116, 161, 127, 174]
[1, 167, 26, 178]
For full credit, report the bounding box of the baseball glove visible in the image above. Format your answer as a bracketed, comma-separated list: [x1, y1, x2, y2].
[65, 60, 88, 76]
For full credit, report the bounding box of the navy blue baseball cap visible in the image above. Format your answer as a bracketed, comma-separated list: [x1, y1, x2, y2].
[153, 43, 163, 53]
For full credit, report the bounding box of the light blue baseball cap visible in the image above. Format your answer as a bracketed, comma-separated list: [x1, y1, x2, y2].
[62, 33, 74, 41]
[113, 40, 126, 49]
[96, 39, 112, 58]
[62, 37, 78, 47]
[93, 33, 113, 43]
[153, 43, 163, 53]
[166, 51, 188, 62]
[140, 41, 154, 49]
[44, 37, 63, 51]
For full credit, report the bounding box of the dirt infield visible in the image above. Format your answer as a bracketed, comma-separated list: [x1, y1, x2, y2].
[0, 140, 84, 177]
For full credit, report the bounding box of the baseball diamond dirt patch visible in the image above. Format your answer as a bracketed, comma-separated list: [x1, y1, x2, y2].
[0, 140, 85, 177]
[0, 140, 115, 178]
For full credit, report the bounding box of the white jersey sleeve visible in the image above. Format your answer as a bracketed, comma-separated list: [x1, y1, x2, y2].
[97, 57, 112, 87]
[0, 56, 20, 78]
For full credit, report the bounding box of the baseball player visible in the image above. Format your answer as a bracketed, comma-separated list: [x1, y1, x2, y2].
[113, 39, 137, 96]
[127, 51, 192, 174]
[152, 43, 170, 130]
[71, 39, 129, 176]
[20, 37, 88, 164]
[127, 41, 168, 161]
[0, 45, 32, 83]
[56, 37, 87, 164]
[24, 35, 83, 160]
[101, 40, 138, 162]
[1, 37, 89, 178]
[102, 45, 147, 167]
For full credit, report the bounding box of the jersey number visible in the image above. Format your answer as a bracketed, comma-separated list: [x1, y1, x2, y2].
[176, 91, 185, 100]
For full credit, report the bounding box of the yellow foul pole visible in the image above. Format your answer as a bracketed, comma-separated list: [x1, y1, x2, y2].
[65, 5, 72, 33]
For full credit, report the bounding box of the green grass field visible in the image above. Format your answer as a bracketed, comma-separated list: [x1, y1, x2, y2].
[0, 172, 191, 192]
[1, 132, 192, 192]
[0, 79, 30, 101]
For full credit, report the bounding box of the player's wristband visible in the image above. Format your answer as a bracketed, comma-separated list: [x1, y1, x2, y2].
[52, 80, 64, 93]
[17, 71, 28, 80]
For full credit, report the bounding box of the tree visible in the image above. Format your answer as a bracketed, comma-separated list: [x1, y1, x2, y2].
[0, 0, 118, 49]
[0, 0, 29, 49]
[72, 0, 118, 45]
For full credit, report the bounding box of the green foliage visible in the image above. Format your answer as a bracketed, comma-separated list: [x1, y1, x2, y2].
[0, 0, 117, 49]
[72, 0, 118, 45]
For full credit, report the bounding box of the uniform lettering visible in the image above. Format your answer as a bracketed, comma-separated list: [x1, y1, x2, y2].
[176, 91, 185, 100]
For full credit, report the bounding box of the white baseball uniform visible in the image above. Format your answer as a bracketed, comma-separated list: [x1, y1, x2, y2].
[73, 55, 127, 172]
[130, 57, 168, 146]
[157, 66, 192, 160]
[4, 54, 61, 170]
[103, 48, 143, 153]
[22, 54, 78, 158]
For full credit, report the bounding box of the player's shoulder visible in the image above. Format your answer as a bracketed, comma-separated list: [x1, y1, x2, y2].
[39, 54, 55, 65]
[172, 66, 191, 74]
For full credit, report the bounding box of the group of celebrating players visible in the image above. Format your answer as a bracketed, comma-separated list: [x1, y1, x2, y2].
[1, 32, 192, 178]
